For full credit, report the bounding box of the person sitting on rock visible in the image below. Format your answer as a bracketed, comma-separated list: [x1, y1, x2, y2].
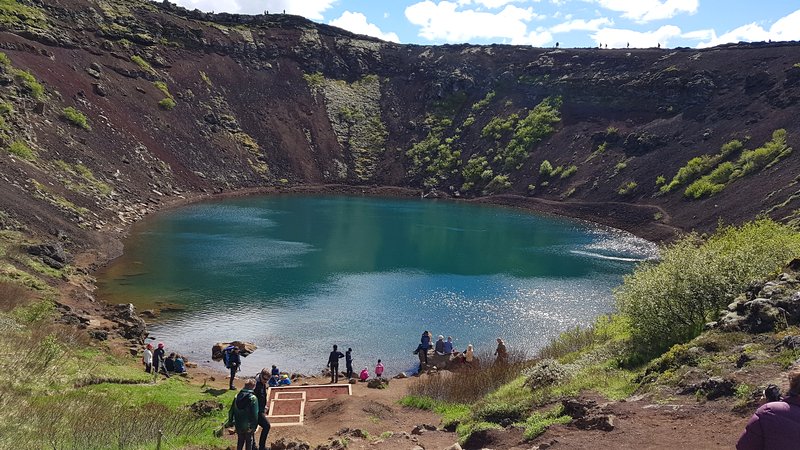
[268, 374, 280, 387]
[279, 374, 292, 385]
[434, 335, 445, 355]
[164, 353, 176, 373]
[737, 368, 800, 449]
[443, 336, 454, 355]
[465, 344, 474, 365]
[359, 367, 369, 382]
[173, 354, 186, 373]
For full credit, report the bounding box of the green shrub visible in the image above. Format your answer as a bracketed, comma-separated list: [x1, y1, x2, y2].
[471, 91, 495, 111]
[616, 219, 800, 357]
[560, 165, 577, 179]
[0, 100, 13, 115]
[199, 70, 212, 86]
[614, 161, 627, 172]
[461, 155, 490, 191]
[655, 175, 666, 185]
[158, 97, 176, 110]
[303, 71, 325, 88]
[485, 174, 511, 192]
[14, 69, 44, 99]
[539, 160, 553, 176]
[153, 81, 171, 97]
[7, 140, 35, 160]
[617, 181, 637, 195]
[62, 107, 90, 130]
[130, 55, 154, 74]
[0, 51, 10, 67]
[682, 131, 790, 198]
[519, 406, 572, 440]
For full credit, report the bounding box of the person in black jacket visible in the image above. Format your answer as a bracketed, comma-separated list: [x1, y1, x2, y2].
[153, 342, 169, 378]
[229, 347, 242, 390]
[253, 369, 272, 450]
[326, 345, 344, 383]
[345, 348, 353, 380]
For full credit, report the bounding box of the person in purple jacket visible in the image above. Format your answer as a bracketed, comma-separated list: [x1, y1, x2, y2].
[737, 368, 800, 450]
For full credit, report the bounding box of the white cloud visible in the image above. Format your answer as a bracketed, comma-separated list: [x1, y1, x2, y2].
[550, 17, 612, 33]
[590, 0, 698, 23]
[473, 0, 524, 8]
[172, 0, 337, 19]
[405, 1, 550, 45]
[591, 25, 681, 48]
[697, 9, 800, 48]
[329, 11, 400, 42]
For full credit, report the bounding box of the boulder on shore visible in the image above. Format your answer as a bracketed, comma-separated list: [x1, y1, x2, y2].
[211, 341, 257, 360]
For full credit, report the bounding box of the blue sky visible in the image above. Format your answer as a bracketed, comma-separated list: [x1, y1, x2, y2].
[169, 1, 800, 48]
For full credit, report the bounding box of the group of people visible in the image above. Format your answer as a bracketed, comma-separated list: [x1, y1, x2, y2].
[415, 331, 507, 369]
[142, 342, 187, 377]
[326, 345, 385, 383]
[226, 366, 283, 450]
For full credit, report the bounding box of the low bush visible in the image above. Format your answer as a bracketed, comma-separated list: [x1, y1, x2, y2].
[7, 140, 35, 160]
[617, 181, 637, 195]
[62, 107, 90, 130]
[560, 165, 577, 179]
[159, 97, 177, 110]
[13, 69, 44, 99]
[539, 160, 553, 176]
[616, 218, 800, 357]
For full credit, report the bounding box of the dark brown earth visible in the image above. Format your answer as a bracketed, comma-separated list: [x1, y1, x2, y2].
[1, 1, 799, 449]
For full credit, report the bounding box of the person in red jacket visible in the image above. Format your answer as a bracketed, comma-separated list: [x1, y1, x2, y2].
[737, 368, 800, 450]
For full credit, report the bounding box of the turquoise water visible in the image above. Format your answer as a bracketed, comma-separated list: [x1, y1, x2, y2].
[97, 195, 657, 375]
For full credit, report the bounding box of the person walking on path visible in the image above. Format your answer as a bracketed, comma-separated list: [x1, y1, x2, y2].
[345, 348, 354, 380]
[142, 343, 153, 373]
[229, 347, 242, 390]
[253, 369, 272, 450]
[737, 368, 800, 449]
[326, 345, 345, 383]
[226, 378, 259, 450]
[494, 338, 508, 365]
[375, 359, 384, 378]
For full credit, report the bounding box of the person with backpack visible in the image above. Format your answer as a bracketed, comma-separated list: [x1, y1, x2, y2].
[345, 348, 353, 380]
[326, 344, 344, 383]
[253, 369, 272, 450]
[228, 347, 242, 390]
[142, 343, 153, 373]
[226, 378, 259, 450]
[737, 368, 800, 449]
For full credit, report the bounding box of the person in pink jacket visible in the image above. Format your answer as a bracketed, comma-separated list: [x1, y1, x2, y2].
[375, 359, 384, 378]
[737, 368, 800, 450]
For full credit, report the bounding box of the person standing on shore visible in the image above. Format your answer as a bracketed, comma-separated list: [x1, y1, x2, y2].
[736, 368, 800, 449]
[345, 348, 353, 380]
[153, 342, 169, 377]
[326, 345, 344, 383]
[420, 331, 431, 364]
[142, 343, 153, 373]
[229, 347, 242, 390]
[226, 378, 259, 450]
[253, 369, 272, 450]
[495, 338, 508, 365]
[375, 359, 384, 379]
